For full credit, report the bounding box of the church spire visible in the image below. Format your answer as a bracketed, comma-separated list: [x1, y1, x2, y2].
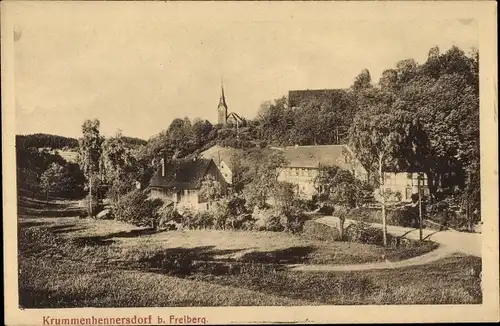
[217, 79, 228, 125]
[218, 79, 227, 108]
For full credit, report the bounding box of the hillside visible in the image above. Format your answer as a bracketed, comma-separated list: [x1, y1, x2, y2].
[16, 133, 147, 151]
[16, 134, 79, 150]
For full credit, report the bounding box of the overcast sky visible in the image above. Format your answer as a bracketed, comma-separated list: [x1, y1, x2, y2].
[12, 2, 478, 140]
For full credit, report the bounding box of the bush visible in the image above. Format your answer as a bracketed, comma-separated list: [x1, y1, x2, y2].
[180, 208, 199, 229]
[253, 208, 284, 232]
[226, 213, 256, 230]
[389, 206, 418, 228]
[346, 207, 380, 223]
[302, 220, 341, 242]
[213, 200, 231, 229]
[81, 194, 103, 217]
[345, 221, 389, 245]
[211, 196, 252, 230]
[283, 206, 309, 233]
[264, 213, 285, 232]
[318, 202, 334, 215]
[197, 211, 215, 229]
[157, 204, 183, 229]
[292, 198, 319, 211]
[114, 190, 157, 227]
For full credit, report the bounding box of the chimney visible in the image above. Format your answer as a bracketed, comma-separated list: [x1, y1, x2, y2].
[161, 157, 165, 177]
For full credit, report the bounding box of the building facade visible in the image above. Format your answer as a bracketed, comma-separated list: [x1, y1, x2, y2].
[148, 157, 228, 212]
[199, 145, 246, 185]
[379, 171, 430, 202]
[275, 144, 369, 200]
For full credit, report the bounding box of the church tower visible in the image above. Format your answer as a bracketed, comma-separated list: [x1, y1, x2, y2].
[217, 82, 228, 125]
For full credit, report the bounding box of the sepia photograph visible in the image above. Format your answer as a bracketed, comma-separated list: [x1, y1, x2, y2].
[2, 1, 498, 325]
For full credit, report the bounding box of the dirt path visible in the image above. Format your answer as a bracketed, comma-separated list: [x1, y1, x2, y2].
[286, 216, 480, 272]
[315, 216, 481, 257]
[287, 244, 453, 272]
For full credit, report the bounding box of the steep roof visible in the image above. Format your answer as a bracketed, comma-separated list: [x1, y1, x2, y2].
[149, 158, 213, 190]
[199, 145, 245, 169]
[276, 144, 361, 170]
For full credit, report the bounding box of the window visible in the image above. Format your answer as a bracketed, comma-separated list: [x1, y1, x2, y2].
[295, 168, 299, 176]
[405, 188, 412, 200]
[307, 169, 312, 177]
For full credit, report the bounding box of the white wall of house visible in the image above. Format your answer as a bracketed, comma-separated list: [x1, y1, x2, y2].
[219, 161, 233, 184]
[149, 188, 207, 211]
[277, 167, 319, 199]
[378, 172, 430, 202]
[277, 165, 369, 200]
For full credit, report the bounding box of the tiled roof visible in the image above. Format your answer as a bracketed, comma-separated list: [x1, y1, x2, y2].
[149, 158, 212, 190]
[277, 144, 359, 169]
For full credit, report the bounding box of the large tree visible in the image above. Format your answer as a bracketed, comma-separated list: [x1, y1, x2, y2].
[77, 119, 104, 215]
[39, 162, 66, 202]
[102, 130, 139, 202]
[349, 107, 420, 246]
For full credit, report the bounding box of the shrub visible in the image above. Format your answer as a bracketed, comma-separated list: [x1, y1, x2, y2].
[157, 204, 182, 229]
[213, 200, 231, 229]
[302, 220, 341, 242]
[212, 196, 251, 230]
[253, 208, 284, 232]
[197, 211, 215, 229]
[114, 190, 156, 227]
[389, 206, 418, 228]
[283, 206, 309, 233]
[345, 221, 389, 245]
[318, 203, 334, 215]
[346, 207, 380, 223]
[226, 213, 256, 230]
[292, 198, 318, 211]
[81, 194, 103, 217]
[180, 208, 199, 229]
[265, 214, 285, 232]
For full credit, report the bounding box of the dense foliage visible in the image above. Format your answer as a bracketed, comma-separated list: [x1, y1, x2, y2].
[17, 45, 480, 232]
[113, 190, 162, 227]
[16, 146, 85, 200]
[16, 134, 79, 150]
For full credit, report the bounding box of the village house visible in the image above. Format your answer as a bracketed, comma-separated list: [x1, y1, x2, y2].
[273, 144, 369, 200]
[147, 157, 228, 212]
[380, 169, 430, 203]
[199, 145, 246, 185]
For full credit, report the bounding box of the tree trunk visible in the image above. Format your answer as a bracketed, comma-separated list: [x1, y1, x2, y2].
[378, 154, 387, 247]
[89, 175, 93, 217]
[425, 170, 436, 202]
[339, 218, 345, 241]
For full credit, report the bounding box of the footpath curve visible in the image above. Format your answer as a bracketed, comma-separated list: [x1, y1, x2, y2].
[286, 216, 481, 272]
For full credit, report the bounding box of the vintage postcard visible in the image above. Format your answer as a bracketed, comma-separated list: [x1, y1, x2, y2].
[2, 1, 499, 325]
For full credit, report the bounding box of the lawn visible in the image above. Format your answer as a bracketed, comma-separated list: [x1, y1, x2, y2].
[17, 199, 482, 307]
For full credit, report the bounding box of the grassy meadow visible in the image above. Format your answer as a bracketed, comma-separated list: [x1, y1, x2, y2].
[18, 199, 482, 308]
